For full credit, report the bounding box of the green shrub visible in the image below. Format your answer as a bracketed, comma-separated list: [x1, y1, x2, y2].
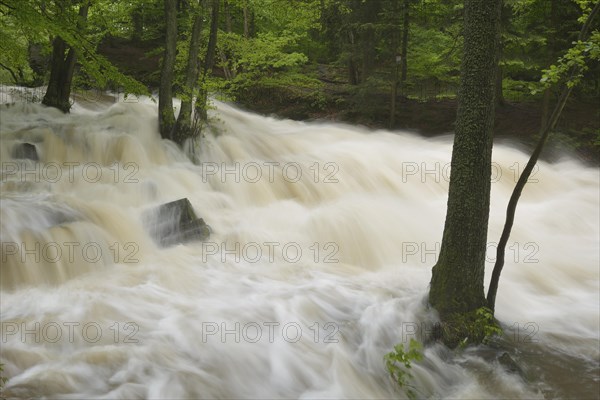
[384, 339, 423, 399]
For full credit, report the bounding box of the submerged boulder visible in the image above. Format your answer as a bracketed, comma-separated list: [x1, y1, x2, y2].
[498, 352, 525, 376]
[12, 142, 38, 161]
[145, 198, 210, 247]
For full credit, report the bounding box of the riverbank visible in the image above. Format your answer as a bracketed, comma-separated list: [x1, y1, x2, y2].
[96, 37, 599, 164]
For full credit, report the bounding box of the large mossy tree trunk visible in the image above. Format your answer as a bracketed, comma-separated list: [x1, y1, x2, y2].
[428, 0, 501, 348]
[42, 3, 89, 113]
[158, 0, 178, 140]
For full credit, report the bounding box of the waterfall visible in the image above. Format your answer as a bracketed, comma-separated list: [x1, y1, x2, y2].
[1, 86, 598, 398]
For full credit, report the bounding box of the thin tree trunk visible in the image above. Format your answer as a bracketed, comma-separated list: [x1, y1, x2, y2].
[132, 7, 143, 42]
[361, 27, 375, 82]
[221, 0, 234, 79]
[347, 30, 359, 85]
[220, 50, 233, 79]
[158, 0, 178, 140]
[243, 1, 250, 38]
[389, 0, 400, 129]
[42, 2, 89, 113]
[400, 0, 410, 83]
[389, 64, 399, 129]
[540, 88, 551, 129]
[193, 0, 219, 132]
[173, 5, 204, 146]
[224, 0, 233, 33]
[319, 0, 326, 33]
[250, 8, 256, 37]
[428, 0, 501, 348]
[487, 1, 600, 312]
[203, 0, 219, 73]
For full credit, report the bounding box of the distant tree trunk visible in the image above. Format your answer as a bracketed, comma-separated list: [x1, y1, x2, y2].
[173, 5, 204, 146]
[250, 9, 256, 37]
[203, 0, 219, 76]
[193, 0, 219, 133]
[361, 27, 376, 81]
[319, 0, 326, 33]
[540, 0, 560, 128]
[224, 0, 233, 33]
[428, 0, 501, 348]
[400, 0, 410, 83]
[42, 3, 89, 113]
[221, 0, 234, 80]
[389, 0, 401, 128]
[131, 7, 144, 42]
[243, 1, 251, 38]
[158, 0, 178, 140]
[347, 30, 359, 85]
[389, 65, 399, 128]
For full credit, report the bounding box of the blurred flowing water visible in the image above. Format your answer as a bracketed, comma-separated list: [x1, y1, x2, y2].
[0, 87, 598, 399]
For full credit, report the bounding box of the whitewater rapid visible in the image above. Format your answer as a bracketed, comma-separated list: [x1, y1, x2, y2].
[0, 87, 598, 399]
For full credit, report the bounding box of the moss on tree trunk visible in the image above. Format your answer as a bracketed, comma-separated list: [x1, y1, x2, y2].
[173, 6, 204, 146]
[42, 3, 89, 113]
[158, 0, 178, 140]
[428, 0, 501, 348]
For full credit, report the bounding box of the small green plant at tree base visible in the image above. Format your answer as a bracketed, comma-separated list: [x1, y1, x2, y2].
[476, 306, 503, 343]
[384, 339, 423, 399]
[442, 306, 503, 348]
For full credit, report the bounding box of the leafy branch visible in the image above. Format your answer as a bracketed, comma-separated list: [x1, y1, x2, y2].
[384, 339, 423, 400]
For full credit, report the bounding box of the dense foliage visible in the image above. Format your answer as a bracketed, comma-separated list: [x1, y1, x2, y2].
[0, 0, 598, 145]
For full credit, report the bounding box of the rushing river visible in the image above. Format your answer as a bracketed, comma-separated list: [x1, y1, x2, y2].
[0, 87, 598, 399]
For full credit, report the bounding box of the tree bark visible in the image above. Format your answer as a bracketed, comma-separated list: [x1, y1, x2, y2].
[495, 0, 505, 107]
[173, 5, 204, 146]
[158, 0, 178, 140]
[42, 2, 89, 113]
[428, 0, 501, 348]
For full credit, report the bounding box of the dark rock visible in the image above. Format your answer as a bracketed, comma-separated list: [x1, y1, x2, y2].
[12, 142, 39, 161]
[145, 198, 210, 247]
[498, 352, 524, 376]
